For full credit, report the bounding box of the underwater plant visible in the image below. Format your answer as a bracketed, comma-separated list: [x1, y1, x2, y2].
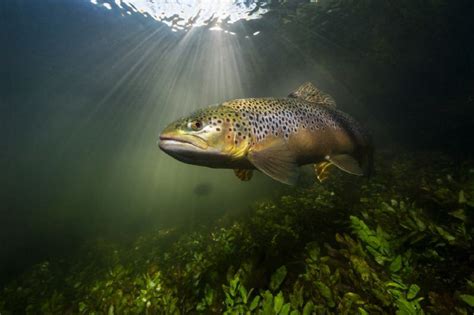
[1, 151, 473, 314]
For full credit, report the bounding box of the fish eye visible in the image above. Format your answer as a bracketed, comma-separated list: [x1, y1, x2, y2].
[188, 120, 203, 131]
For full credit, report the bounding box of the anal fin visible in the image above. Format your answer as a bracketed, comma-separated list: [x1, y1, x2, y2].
[234, 169, 253, 181]
[326, 154, 363, 176]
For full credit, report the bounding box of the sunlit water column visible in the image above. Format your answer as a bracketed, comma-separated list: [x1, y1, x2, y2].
[86, 0, 276, 229]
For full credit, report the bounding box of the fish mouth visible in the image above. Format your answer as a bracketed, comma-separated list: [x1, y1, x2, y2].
[159, 133, 227, 167]
[158, 133, 209, 153]
[158, 131, 237, 168]
[159, 136, 197, 147]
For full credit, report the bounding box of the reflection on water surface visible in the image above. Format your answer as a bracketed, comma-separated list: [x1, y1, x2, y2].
[90, 0, 268, 31]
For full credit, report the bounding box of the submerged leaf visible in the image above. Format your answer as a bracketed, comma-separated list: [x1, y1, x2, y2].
[239, 285, 248, 303]
[78, 302, 87, 313]
[395, 297, 423, 315]
[350, 255, 372, 282]
[280, 303, 291, 315]
[302, 301, 314, 315]
[274, 291, 284, 313]
[315, 281, 335, 307]
[250, 296, 261, 311]
[262, 291, 274, 314]
[407, 284, 421, 300]
[459, 294, 474, 307]
[434, 226, 455, 242]
[458, 190, 467, 204]
[270, 266, 288, 292]
[448, 209, 467, 221]
[390, 255, 403, 273]
[386, 281, 408, 290]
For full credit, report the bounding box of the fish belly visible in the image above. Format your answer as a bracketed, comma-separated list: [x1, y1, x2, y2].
[288, 128, 355, 165]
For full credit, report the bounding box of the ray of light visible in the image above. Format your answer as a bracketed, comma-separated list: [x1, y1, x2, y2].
[43, 2, 276, 225]
[26, 0, 350, 231]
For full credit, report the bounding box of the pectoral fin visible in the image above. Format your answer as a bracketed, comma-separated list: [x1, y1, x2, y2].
[248, 137, 299, 185]
[234, 169, 253, 181]
[326, 154, 363, 176]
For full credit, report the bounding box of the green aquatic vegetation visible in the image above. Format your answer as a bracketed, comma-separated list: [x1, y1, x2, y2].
[332, 232, 421, 314]
[221, 270, 258, 314]
[350, 215, 394, 265]
[457, 279, 474, 311]
[216, 266, 295, 314]
[1, 152, 473, 314]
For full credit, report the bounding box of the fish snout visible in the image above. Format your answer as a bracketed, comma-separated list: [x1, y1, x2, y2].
[158, 131, 209, 153]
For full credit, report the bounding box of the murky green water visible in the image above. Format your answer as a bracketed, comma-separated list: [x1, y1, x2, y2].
[1, 0, 473, 313]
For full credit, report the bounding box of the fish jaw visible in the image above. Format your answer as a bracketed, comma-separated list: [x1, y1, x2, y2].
[159, 129, 209, 150]
[158, 130, 228, 167]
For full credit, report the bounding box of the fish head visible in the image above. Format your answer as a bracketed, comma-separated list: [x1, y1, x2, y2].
[158, 105, 250, 167]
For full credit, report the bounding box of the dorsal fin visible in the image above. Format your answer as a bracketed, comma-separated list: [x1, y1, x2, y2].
[288, 82, 336, 107]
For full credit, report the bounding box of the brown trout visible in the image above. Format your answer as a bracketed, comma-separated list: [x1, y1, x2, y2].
[159, 82, 373, 185]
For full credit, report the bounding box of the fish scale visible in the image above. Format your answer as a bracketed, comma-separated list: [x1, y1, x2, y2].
[223, 97, 346, 144]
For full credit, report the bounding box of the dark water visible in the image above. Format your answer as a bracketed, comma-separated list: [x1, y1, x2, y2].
[1, 0, 474, 313]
